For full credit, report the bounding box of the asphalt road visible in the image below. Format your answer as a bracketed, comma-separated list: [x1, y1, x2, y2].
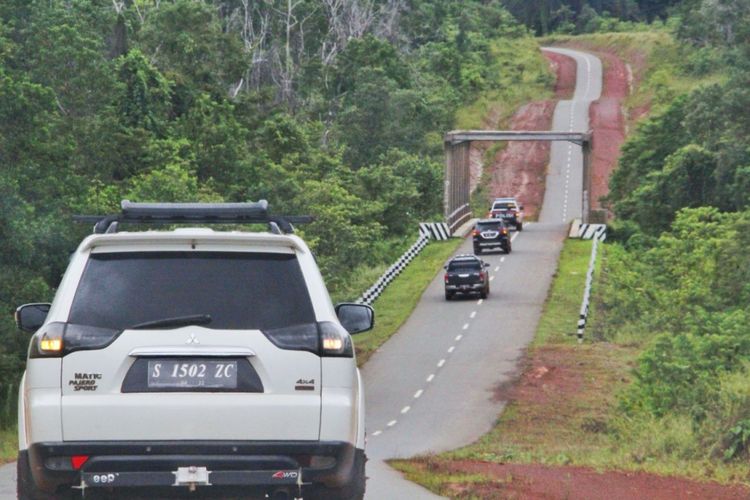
[0, 48, 602, 500]
[363, 47, 602, 499]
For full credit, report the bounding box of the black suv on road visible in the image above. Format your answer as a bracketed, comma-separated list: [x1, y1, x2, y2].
[443, 255, 490, 300]
[473, 219, 511, 255]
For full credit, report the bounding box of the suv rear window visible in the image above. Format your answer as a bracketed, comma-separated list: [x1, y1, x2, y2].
[69, 252, 315, 331]
[492, 202, 515, 210]
[448, 260, 481, 271]
[476, 221, 503, 230]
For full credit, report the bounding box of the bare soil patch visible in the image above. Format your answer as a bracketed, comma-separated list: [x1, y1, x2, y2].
[589, 51, 627, 214]
[412, 458, 750, 499]
[485, 101, 556, 220]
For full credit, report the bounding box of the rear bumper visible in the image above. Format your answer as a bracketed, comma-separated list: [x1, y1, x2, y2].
[26, 440, 361, 494]
[445, 283, 484, 292]
[491, 214, 520, 226]
[474, 239, 510, 248]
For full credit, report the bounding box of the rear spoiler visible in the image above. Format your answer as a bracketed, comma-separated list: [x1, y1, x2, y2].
[74, 200, 313, 235]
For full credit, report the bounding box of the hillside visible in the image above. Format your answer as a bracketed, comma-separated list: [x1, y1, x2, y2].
[393, 10, 750, 497]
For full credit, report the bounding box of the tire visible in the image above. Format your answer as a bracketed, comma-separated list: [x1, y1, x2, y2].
[517, 222, 523, 231]
[17, 451, 68, 500]
[445, 291, 453, 300]
[479, 288, 488, 299]
[504, 243, 511, 254]
[306, 451, 366, 500]
[474, 246, 482, 255]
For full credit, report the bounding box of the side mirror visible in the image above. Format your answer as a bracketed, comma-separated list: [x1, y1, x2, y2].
[335, 303, 375, 334]
[15, 303, 51, 332]
[443, 265, 448, 270]
[519, 205, 524, 210]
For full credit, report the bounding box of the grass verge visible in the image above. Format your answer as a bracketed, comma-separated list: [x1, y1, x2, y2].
[1, 427, 17, 463]
[353, 238, 463, 366]
[534, 239, 601, 346]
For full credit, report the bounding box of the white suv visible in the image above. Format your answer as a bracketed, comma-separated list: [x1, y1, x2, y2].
[488, 197, 524, 231]
[15, 201, 372, 500]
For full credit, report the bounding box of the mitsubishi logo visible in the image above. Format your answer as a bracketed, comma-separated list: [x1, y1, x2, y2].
[185, 334, 200, 345]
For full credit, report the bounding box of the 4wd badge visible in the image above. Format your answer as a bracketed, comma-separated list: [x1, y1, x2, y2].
[294, 378, 315, 391]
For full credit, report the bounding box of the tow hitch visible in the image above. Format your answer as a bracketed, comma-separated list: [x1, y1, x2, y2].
[174, 466, 210, 491]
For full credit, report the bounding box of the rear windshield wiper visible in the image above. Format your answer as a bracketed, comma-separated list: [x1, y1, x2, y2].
[130, 314, 212, 330]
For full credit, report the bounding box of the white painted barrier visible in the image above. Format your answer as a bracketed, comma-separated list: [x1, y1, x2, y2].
[576, 229, 605, 342]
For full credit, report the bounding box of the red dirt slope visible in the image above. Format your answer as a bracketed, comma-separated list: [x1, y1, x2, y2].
[589, 52, 628, 214]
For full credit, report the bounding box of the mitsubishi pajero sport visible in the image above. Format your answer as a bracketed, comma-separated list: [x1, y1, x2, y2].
[15, 201, 373, 499]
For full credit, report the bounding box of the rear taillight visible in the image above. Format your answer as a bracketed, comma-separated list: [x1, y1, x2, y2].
[444, 274, 449, 283]
[473, 230, 480, 236]
[29, 322, 65, 358]
[39, 336, 63, 353]
[477, 273, 485, 281]
[263, 322, 353, 357]
[502, 229, 508, 235]
[44, 455, 90, 471]
[263, 323, 320, 355]
[30, 322, 123, 358]
[319, 322, 353, 357]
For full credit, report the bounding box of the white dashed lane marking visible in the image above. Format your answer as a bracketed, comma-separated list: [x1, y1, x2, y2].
[374, 222, 533, 438]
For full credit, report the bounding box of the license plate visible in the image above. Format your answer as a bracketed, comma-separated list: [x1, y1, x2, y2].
[147, 359, 238, 389]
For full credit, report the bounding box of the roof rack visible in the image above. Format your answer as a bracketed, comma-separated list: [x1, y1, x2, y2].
[73, 200, 313, 235]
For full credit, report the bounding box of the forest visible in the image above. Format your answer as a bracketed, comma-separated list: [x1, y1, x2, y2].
[0, 0, 549, 384]
[594, 1, 750, 462]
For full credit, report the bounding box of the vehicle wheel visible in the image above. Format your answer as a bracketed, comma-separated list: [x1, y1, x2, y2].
[305, 451, 366, 500]
[504, 243, 512, 254]
[445, 291, 453, 300]
[17, 451, 69, 500]
[480, 288, 488, 299]
[474, 247, 482, 255]
[516, 222, 523, 231]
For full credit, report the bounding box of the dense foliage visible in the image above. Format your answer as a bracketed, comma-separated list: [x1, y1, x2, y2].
[502, 0, 680, 35]
[598, 1, 750, 461]
[0, 1, 547, 384]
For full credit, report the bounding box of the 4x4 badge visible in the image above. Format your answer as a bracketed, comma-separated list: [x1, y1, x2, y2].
[185, 334, 200, 345]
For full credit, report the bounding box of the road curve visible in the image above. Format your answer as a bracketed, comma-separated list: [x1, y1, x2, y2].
[363, 47, 602, 499]
[0, 49, 602, 500]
